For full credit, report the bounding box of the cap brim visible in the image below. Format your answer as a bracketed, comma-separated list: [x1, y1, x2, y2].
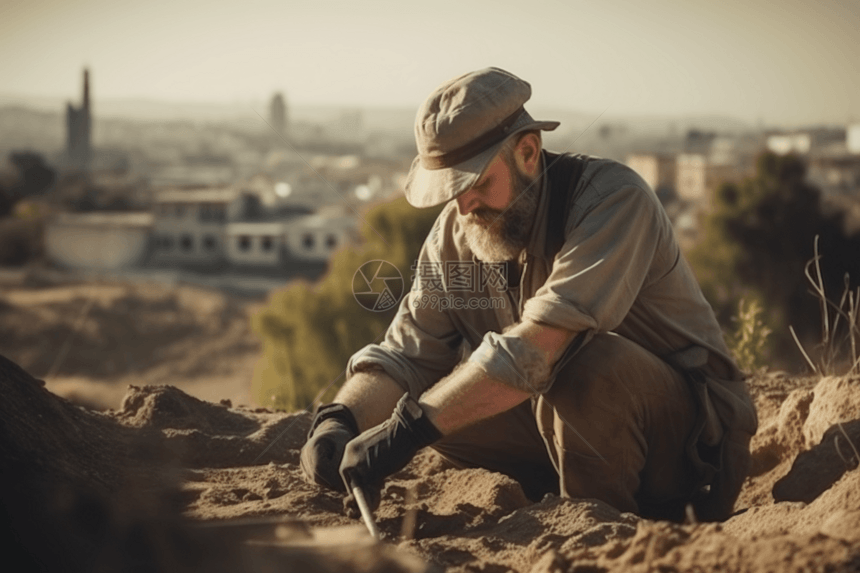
[404, 115, 560, 208]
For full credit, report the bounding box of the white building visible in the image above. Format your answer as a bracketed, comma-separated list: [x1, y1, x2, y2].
[848, 123, 860, 155]
[223, 213, 357, 267]
[675, 154, 708, 204]
[807, 154, 860, 198]
[150, 188, 242, 266]
[675, 153, 747, 210]
[284, 214, 356, 262]
[45, 212, 153, 270]
[767, 128, 847, 156]
[225, 221, 287, 267]
[766, 133, 811, 155]
[148, 163, 236, 188]
[626, 154, 676, 201]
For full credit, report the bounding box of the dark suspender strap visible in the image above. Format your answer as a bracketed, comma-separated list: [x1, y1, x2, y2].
[544, 151, 587, 259]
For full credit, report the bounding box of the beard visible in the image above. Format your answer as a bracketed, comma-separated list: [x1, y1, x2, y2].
[462, 167, 539, 263]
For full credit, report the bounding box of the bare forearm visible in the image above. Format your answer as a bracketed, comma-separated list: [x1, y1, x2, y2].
[419, 320, 576, 435]
[333, 370, 405, 431]
[336, 321, 575, 436]
[418, 362, 530, 435]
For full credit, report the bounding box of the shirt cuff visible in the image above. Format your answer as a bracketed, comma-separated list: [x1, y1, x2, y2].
[522, 293, 600, 332]
[467, 331, 552, 394]
[346, 344, 428, 398]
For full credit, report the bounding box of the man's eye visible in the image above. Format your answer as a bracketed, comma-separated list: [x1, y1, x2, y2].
[475, 179, 492, 192]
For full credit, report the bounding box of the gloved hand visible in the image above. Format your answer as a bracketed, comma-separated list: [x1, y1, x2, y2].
[339, 393, 442, 518]
[300, 403, 359, 492]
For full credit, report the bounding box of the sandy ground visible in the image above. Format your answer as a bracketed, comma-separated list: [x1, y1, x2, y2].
[2, 277, 859, 572]
[0, 276, 261, 409]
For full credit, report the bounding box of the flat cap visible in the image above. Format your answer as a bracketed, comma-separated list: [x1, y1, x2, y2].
[405, 67, 559, 208]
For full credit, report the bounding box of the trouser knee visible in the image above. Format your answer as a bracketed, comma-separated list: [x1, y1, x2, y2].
[536, 333, 698, 515]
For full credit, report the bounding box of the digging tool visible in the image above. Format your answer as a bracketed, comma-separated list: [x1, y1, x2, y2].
[350, 481, 381, 540]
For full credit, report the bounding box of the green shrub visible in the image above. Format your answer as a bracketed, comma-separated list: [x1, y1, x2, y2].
[727, 298, 772, 374]
[252, 197, 443, 411]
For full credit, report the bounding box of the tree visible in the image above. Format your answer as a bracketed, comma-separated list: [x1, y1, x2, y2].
[252, 197, 443, 410]
[0, 152, 56, 218]
[689, 152, 860, 369]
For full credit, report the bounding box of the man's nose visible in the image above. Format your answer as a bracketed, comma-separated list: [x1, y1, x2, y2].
[456, 190, 479, 216]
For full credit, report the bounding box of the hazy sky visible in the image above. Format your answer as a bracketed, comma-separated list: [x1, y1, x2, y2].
[1, 0, 858, 126]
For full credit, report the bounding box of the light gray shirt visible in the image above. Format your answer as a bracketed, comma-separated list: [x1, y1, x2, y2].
[347, 152, 756, 436]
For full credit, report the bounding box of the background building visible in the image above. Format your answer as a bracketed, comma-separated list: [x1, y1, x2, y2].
[283, 213, 356, 263]
[269, 92, 288, 140]
[225, 221, 288, 267]
[150, 187, 242, 266]
[847, 123, 860, 155]
[626, 153, 677, 203]
[45, 212, 152, 270]
[65, 68, 92, 172]
[675, 154, 709, 205]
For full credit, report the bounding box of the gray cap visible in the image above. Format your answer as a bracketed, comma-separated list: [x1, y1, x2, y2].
[404, 67, 559, 208]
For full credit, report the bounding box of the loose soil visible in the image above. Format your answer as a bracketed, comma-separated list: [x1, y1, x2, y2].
[2, 278, 859, 571]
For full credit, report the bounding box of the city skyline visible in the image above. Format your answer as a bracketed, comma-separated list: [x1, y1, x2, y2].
[1, 0, 858, 128]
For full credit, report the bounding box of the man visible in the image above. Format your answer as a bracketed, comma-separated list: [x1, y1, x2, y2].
[300, 67, 758, 522]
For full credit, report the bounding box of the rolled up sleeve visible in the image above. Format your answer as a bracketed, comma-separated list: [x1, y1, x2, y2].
[522, 185, 662, 334]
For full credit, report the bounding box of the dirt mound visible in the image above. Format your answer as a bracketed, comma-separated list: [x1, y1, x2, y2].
[174, 370, 860, 572]
[113, 384, 310, 468]
[0, 354, 429, 572]
[726, 463, 860, 539]
[774, 419, 860, 502]
[803, 375, 860, 447]
[584, 521, 857, 573]
[748, 387, 813, 476]
[118, 384, 260, 432]
[400, 496, 638, 571]
[0, 353, 141, 490]
[3, 348, 860, 572]
[0, 352, 230, 572]
[739, 372, 818, 509]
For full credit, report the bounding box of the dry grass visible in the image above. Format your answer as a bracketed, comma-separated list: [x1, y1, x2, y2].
[790, 235, 860, 376]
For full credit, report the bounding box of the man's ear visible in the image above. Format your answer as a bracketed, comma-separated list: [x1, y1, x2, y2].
[514, 133, 541, 177]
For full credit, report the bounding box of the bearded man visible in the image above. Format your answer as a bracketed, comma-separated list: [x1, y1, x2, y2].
[300, 67, 758, 522]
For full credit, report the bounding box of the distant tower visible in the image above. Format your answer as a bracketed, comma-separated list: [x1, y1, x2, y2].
[269, 92, 288, 140]
[66, 68, 92, 172]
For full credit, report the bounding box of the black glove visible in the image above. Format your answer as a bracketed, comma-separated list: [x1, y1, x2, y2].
[339, 394, 442, 518]
[300, 403, 359, 492]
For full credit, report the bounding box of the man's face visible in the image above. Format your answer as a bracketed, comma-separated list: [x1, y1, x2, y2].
[456, 151, 539, 262]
